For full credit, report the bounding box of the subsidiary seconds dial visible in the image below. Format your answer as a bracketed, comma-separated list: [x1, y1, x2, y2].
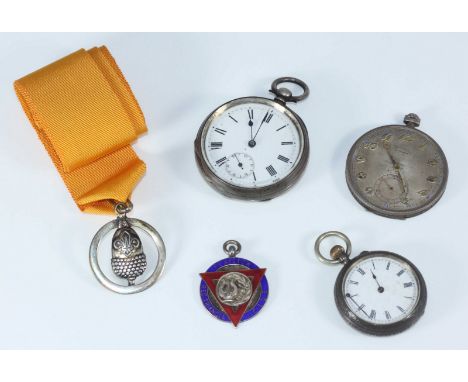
[195, 77, 310, 201]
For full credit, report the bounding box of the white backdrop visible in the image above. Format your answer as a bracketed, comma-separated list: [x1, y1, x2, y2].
[0, 33, 467, 349]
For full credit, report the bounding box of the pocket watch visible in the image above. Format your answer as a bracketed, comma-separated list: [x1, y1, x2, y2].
[345, 113, 448, 218]
[199, 240, 269, 327]
[315, 231, 427, 336]
[194, 77, 310, 201]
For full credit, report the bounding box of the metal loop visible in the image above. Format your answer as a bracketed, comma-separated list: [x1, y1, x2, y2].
[223, 240, 242, 257]
[89, 217, 166, 294]
[114, 200, 133, 215]
[270, 77, 309, 103]
[314, 231, 352, 265]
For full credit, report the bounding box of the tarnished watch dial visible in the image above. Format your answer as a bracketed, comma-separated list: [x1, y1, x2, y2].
[346, 115, 448, 218]
[216, 271, 253, 307]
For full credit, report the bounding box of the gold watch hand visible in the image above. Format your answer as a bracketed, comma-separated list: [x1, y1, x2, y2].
[383, 141, 407, 197]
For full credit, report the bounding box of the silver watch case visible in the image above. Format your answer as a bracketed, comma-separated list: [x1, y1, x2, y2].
[345, 122, 448, 219]
[194, 96, 309, 201]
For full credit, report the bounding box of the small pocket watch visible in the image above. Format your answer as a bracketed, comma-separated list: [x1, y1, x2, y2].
[199, 240, 269, 327]
[315, 231, 427, 336]
[195, 77, 310, 201]
[345, 113, 448, 218]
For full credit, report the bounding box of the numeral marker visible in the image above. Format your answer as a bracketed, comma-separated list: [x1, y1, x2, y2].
[399, 134, 415, 142]
[397, 269, 405, 277]
[370, 310, 376, 320]
[386, 262, 390, 270]
[276, 125, 287, 131]
[385, 311, 391, 320]
[397, 305, 406, 313]
[357, 268, 366, 276]
[214, 127, 227, 135]
[364, 142, 377, 150]
[358, 304, 366, 312]
[277, 155, 290, 163]
[252, 172, 256, 181]
[372, 261, 376, 269]
[357, 171, 367, 179]
[403, 282, 414, 288]
[281, 141, 293, 145]
[228, 114, 238, 123]
[265, 111, 274, 123]
[266, 165, 277, 176]
[216, 157, 227, 166]
[248, 109, 254, 119]
[418, 189, 429, 196]
[209, 142, 223, 150]
[349, 280, 359, 285]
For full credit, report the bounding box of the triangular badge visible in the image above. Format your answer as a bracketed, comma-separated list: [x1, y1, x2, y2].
[200, 268, 266, 327]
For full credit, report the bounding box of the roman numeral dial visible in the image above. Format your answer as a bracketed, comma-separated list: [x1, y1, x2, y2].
[202, 100, 304, 190]
[342, 255, 421, 326]
[345, 117, 448, 219]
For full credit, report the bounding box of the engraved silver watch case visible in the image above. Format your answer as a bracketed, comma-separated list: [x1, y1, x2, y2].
[194, 77, 310, 201]
[345, 113, 448, 219]
[315, 231, 427, 336]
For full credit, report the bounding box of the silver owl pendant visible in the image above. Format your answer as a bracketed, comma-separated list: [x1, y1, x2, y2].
[89, 201, 166, 294]
[111, 217, 147, 286]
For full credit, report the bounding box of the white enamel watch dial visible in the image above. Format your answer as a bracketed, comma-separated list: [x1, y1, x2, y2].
[195, 78, 310, 201]
[204, 102, 302, 188]
[342, 254, 420, 325]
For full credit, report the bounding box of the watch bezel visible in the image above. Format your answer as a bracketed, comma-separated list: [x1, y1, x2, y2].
[194, 96, 309, 201]
[334, 250, 427, 336]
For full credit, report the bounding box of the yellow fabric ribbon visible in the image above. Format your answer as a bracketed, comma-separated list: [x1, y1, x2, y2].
[14, 46, 147, 214]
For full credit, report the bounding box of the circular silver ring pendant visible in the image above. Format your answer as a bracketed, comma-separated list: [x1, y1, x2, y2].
[89, 203, 166, 294]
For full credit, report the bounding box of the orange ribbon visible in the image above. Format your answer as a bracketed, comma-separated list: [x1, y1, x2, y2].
[14, 46, 147, 214]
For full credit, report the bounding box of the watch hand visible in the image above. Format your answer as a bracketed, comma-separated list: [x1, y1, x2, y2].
[383, 141, 407, 195]
[234, 154, 243, 168]
[382, 178, 394, 191]
[370, 270, 385, 293]
[252, 112, 268, 141]
[383, 141, 400, 169]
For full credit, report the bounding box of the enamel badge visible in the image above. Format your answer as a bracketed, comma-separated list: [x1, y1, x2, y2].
[199, 240, 269, 327]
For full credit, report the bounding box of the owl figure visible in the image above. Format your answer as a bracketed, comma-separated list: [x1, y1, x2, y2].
[111, 224, 147, 286]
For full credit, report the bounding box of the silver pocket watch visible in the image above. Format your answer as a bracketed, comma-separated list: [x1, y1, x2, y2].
[315, 231, 427, 336]
[195, 77, 310, 201]
[346, 113, 448, 218]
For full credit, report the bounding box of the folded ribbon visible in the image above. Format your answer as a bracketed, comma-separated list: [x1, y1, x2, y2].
[14, 46, 147, 214]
